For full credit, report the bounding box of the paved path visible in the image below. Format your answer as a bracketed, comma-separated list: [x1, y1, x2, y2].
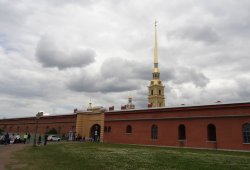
[0, 144, 27, 170]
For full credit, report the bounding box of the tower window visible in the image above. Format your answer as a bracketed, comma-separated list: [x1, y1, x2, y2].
[159, 90, 161, 95]
[151, 90, 153, 95]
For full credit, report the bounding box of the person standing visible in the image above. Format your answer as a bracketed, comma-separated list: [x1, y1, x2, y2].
[94, 129, 98, 142]
[38, 135, 42, 145]
[10, 134, 15, 144]
[23, 133, 28, 144]
[44, 134, 48, 146]
[4, 132, 9, 145]
[27, 133, 31, 143]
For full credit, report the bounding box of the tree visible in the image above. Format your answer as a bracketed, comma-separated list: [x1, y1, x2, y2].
[0, 128, 4, 135]
[47, 128, 58, 134]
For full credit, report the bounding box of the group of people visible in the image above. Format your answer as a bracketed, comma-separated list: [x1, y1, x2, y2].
[0, 132, 49, 146]
[37, 134, 48, 146]
[23, 133, 31, 144]
[0, 132, 27, 145]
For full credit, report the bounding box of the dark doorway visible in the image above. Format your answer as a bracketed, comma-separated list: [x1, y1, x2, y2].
[243, 123, 250, 143]
[126, 125, 132, 133]
[90, 124, 101, 142]
[207, 124, 216, 141]
[178, 124, 186, 140]
[151, 124, 158, 140]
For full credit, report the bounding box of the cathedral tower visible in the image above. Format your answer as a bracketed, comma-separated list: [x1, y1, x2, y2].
[148, 21, 166, 107]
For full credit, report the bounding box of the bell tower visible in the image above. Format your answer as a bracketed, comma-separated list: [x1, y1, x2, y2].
[148, 21, 166, 107]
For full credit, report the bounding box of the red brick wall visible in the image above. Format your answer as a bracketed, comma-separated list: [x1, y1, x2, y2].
[0, 114, 77, 136]
[1, 102, 250, 151]
[104, 103, 250, 151]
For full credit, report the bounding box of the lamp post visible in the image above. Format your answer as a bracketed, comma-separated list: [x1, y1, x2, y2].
[33, 111, 43, 147]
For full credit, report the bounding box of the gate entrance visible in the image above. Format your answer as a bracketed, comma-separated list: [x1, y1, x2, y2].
[90, 124, 101, 142]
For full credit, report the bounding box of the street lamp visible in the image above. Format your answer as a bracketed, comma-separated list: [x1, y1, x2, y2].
[33, 111, 43, 147]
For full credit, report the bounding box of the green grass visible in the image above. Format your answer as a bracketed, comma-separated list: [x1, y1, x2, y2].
[7, 142, 250, 170]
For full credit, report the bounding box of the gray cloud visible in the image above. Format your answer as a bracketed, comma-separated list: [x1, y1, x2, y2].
[36, 37, 96, 69]
[169, 66, 209, 88]
[236, 77, 250, 100]
[68, 58, 147, 93]
[169, 25, 219, 44]
[68, 72, 140, 93]
[67, 57, 209, 94]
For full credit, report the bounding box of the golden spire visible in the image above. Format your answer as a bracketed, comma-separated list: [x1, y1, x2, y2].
[153, 20, 159, 74]
[154, 20, 158, 68]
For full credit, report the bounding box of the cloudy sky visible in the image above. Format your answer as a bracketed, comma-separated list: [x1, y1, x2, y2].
[1, 0, 250, 118]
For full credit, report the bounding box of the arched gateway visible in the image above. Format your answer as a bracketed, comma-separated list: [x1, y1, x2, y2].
[75, 106, 105, 142]
[90, 124, 101, 141]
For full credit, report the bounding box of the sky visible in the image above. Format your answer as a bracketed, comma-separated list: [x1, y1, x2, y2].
[0, 0, 250, 118]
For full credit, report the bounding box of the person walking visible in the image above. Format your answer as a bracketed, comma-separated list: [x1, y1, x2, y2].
[44, 134, 48, 146]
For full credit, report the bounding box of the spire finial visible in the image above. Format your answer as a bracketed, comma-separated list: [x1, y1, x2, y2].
[154, 20, 158, 69]
[87, 98, 92, 111]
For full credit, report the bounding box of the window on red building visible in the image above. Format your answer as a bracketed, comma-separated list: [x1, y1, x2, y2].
[126, 125, 132, 133]
[151, 125, 158, 140]
[243, 123, 250, 143]
[58, 126, 62, 134]
[178, 124, 186, 140]
[104, 126, 107, 133]
[207, 124, 216, 141]
[108, 126, 111, 132]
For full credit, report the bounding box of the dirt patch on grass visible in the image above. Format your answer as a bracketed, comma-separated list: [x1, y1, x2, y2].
[0, 144, 28, 170]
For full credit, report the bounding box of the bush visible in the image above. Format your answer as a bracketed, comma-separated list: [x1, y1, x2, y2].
[47, 128, 58, 134]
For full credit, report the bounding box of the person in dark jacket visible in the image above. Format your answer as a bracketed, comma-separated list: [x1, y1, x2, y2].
[38, 135, 42, 145]
[5, 132, 9, 145]
[27, 133, 31, 143]
[44, 134, 48, 146]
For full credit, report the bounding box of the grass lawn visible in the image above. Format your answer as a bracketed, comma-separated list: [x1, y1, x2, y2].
[7, 142, 250, 170]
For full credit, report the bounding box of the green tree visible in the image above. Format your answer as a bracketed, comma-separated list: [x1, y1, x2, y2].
[47, 128, 58, 134]
[0, 128, 4, 135]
